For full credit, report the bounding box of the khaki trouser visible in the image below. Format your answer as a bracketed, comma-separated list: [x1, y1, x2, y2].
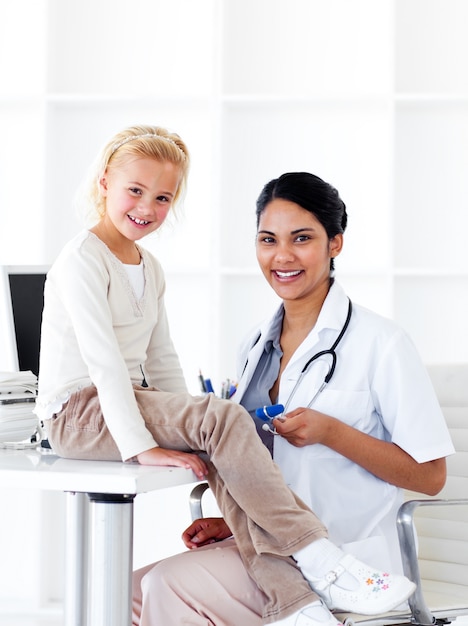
[49, 385, 326, 623]
[132, 538, 264, 626]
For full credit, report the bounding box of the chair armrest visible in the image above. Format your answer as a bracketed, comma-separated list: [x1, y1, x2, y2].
[397, 497, 468, 625]
[189, 482, 210, 521]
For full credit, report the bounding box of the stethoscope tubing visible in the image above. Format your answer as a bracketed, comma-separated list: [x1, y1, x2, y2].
[267, 298, 353, 429]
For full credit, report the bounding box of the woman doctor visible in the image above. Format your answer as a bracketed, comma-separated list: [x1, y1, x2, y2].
[132, 172, 454, 626]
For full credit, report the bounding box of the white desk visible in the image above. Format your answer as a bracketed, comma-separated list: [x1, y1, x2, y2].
[0, 446, 199, 626]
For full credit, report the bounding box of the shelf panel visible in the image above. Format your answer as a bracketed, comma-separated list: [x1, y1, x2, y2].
[222, 0, 392, 96]
[46, 0, 216, 97]
[395, 0, 468, 94]
[218, 275, 281, 381]
[219, 101, 392, 271]
[394, 102, 468, 270]
[338, 274, 393, 319]
[163, 274, 216, 395]
[0, 104, 45, 264]
[0, 1, 47, 97]
[394, 276, 468, 363]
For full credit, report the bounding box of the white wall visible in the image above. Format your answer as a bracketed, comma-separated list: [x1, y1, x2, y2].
[1, 0, 467, 621]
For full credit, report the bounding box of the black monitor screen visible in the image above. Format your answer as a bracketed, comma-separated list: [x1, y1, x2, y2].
[9, 272, 47, 376]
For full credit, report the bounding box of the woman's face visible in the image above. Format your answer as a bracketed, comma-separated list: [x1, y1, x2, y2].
[256, 198, 343, 304]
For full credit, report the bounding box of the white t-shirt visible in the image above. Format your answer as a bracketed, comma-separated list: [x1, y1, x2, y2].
[123, 260, 145, 300]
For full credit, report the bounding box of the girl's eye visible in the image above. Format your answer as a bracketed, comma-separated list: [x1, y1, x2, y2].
[157, 195, 170, 203]
[129, 187, 142, 195]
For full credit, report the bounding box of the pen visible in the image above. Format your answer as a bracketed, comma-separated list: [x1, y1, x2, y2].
[198, 370, 207, 393]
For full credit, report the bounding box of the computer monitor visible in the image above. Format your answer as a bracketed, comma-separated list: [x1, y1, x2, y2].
[0, 265, 49, 375]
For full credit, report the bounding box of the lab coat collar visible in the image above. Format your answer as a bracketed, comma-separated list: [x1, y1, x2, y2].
[310, 280, 350, 341]
[278, 280, 350, 370]
[235, 281, 350, 401]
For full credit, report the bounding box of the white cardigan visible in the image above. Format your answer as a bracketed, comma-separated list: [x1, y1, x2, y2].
[35, 230, 187, 461]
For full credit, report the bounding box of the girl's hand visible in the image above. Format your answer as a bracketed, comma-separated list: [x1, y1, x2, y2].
[273, 407, 333, 447]
[136, 447, 208, 480]
[182, 517, 232, 549]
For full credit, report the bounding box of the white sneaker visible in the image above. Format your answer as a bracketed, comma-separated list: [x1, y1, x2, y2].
[303, 553, 416, 615]
[271, 600, 343, 626]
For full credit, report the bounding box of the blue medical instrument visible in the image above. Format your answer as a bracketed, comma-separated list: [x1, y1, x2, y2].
[255, 404, 285, 421]
[256, 298, 352, 434]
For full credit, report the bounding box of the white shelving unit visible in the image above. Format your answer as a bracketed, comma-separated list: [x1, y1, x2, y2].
[2, 0, 467, 386]
[1, 0, 467, 620]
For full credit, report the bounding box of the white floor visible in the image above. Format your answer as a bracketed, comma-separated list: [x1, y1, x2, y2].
[0, 619, 61, 625]
[0, 612, 467, 626]
[0, 609, 62, 626]
[0, 614, 63, 626]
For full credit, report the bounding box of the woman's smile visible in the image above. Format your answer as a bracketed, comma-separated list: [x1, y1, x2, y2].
[273, 269, 304, 279]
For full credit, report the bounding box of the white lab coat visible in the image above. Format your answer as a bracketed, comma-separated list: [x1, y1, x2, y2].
[234, 281, 454, 572]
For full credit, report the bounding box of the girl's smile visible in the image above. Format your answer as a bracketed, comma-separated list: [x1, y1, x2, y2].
[128, 215, 150, 226]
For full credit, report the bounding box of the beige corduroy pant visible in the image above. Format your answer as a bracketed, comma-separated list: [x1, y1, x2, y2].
[49, 385, 326, 623]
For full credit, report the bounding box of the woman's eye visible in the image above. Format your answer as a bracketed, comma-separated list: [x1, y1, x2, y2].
[258, 236, 275, 244]
[295, 235, 311, 243]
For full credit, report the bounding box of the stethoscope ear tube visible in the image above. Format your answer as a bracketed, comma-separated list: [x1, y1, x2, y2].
[262, 423, 279, 435]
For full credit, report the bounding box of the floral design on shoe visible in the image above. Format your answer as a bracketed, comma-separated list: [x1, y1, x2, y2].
[306, 554, 416, 615]
[366, 572, 391, 592]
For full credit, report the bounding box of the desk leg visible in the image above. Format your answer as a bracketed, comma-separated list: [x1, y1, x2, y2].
[87, 494, 135, 626]
[65, 492, 88, 626]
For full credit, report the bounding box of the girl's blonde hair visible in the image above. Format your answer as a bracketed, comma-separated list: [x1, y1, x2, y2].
[79, 124, 190, 225]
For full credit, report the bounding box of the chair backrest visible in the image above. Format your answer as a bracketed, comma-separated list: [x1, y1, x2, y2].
[408, 364, 468, 606]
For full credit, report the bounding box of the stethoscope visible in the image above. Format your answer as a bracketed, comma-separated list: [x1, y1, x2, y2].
[256, 298, 353, 435]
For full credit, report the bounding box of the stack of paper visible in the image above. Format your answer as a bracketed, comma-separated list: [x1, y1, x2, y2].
[0, 370, 38, 395]
[0, 371, 39, 443]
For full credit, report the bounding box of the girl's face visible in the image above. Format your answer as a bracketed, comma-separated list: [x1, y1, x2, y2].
[98, 157, 182, 242]
[256, 199, 343, 304]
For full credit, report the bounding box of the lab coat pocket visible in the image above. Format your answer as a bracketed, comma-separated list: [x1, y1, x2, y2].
[314, 389, 372, 429]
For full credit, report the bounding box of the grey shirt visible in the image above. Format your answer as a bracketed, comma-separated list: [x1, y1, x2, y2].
[239, 309, 283, 454]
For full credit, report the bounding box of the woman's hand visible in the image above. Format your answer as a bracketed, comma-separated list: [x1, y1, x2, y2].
[274, 407, 447, 495]
[136, 447, 208, 480]
[182, 517, 232, 549]
[273, 407, 332, 447]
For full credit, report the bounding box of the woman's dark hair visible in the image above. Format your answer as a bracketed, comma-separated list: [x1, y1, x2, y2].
[256, 172, 348, 271]
[256, 172, 347, 236]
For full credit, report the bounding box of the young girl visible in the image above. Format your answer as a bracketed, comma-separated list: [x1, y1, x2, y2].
[36, 128, 416, 626]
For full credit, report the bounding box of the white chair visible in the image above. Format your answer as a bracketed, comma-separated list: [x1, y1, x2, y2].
[189, 364, 468, 626]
